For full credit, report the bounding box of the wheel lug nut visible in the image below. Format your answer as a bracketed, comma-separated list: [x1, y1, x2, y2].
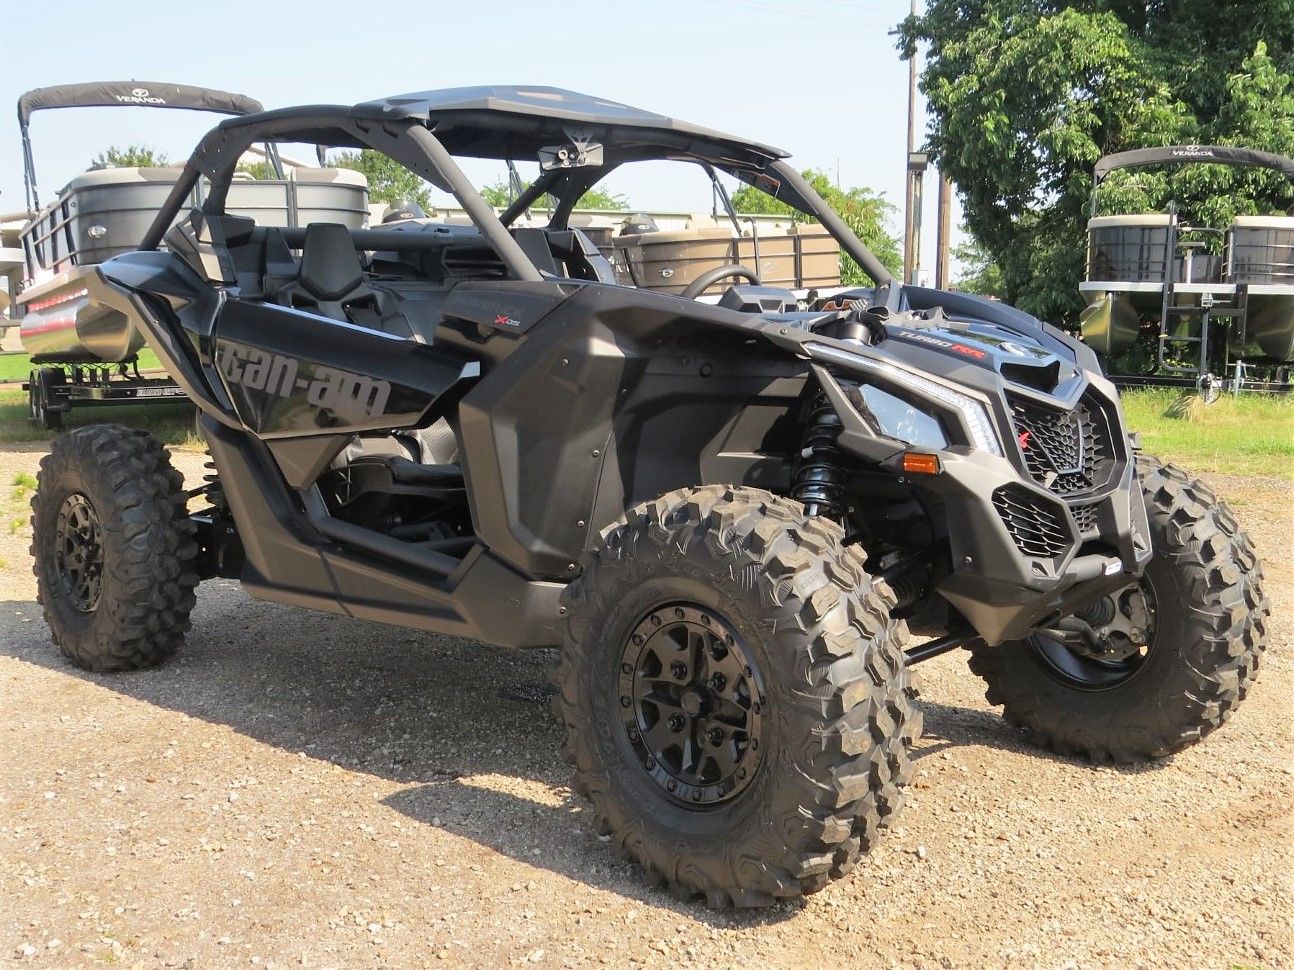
[668, 713, 685, 732]
[621, 662, 633, 674]
[709, 674, 726, 691]
[631, 634, 644, 645]
[666, 779, 677, 792]
[645, 757, 656, 770]
[674, 607, 685, 619]
[700, 614, 711, 626]
[708, 728, 724, 746]
[670, 661, 688, 679]
[620, 695, 631, 708]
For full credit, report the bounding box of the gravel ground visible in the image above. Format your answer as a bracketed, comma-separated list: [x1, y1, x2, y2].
[1, 443, 1290, 969]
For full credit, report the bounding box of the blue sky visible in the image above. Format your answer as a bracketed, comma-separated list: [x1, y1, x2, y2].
[2, 0, 961, 274]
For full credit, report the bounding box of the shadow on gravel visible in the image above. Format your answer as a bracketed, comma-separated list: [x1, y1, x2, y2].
[0, 588, 1163, 925]
[912, 698, 1171, 775]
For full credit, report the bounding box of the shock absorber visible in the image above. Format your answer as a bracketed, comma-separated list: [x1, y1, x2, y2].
[792, 390, 849, 520]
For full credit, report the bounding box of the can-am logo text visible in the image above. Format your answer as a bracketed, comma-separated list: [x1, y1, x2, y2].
[114, 87, 167, 106]
[1170, 145, 1215, 159]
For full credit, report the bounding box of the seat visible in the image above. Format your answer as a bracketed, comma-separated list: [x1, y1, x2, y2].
[278, 223, 385, 327]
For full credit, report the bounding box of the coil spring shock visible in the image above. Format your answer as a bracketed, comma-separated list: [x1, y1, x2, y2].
[792, 391, 849, 520]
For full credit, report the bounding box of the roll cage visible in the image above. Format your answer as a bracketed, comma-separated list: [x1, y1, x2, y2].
[140, 86, 896, 296]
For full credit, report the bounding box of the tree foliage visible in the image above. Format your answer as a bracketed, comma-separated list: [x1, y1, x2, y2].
[731, 169, 902, 284]
[235, 160, 278, 180]
[330, 149, 433, 209]
[90, 145, 169, 169]
[951, 235, 1005, 297]
[478, 179, 631, 211]
[903, 3, 1294, 324]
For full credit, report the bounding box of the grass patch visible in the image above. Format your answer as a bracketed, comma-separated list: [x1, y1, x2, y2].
[1122, 388, 1294, 478]
[0, 388, 200, 448]
[0, 349, 164, 384]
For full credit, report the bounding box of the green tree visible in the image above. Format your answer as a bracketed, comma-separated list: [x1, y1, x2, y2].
[479, 178, 630, 211]
[331, 149, 432, 209]
[951, 235, 1005, 297]
[903, 5, 1294, 325]
[235, 160, 277, 180]
[731, 168, 902, 285]
[90, 144, 168, 168]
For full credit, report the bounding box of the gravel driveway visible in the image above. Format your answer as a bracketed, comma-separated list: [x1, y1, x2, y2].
[1, 443, 1290, 969]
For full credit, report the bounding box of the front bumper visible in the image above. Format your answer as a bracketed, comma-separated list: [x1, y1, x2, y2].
[909, 447, 1152, 644]
[812, 362, 1154, 645]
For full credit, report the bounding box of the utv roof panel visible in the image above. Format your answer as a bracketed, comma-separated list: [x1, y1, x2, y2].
[355, 85, 790, 161]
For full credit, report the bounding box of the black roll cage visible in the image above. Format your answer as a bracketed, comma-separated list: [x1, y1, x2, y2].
[142, 103, 895, 293]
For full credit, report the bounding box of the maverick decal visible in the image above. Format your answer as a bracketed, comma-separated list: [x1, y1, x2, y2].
[216, 344, 391, 422]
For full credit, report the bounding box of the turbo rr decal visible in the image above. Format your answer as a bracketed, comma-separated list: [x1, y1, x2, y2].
[216, 344, 391, 422]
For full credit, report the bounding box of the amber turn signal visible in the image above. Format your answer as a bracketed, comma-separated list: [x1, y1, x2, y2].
[901, 452, 942, 475]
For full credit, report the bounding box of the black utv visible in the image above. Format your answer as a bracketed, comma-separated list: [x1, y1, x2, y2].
[29, 87, 1268, 907]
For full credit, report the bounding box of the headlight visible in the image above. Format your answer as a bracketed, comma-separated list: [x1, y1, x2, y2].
[849, 382, 949, 450]
[803, 342, 1003, 456]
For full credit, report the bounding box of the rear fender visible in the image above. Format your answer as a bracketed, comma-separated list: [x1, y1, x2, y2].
[92, 252, 241, 424]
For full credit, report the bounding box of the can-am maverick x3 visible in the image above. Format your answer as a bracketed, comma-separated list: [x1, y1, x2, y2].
[29, 87, 1268, 907]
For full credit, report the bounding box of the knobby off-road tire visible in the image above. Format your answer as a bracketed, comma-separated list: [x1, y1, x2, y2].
[31, 425, 199, 671]
[969, 454, 1268, 762]
[555, 485, 921, 907]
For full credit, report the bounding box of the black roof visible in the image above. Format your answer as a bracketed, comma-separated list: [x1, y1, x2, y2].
[352, 85, 789, 161]
[18, 81, 263, 127]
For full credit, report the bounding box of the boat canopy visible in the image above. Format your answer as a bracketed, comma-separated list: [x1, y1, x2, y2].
[1093, 145, 1294, 182]
[17, 81, 265, 211]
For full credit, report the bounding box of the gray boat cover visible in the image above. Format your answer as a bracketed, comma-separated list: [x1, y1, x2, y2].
[18, 82, 262, 126]
[1094, 145, 1294, 181]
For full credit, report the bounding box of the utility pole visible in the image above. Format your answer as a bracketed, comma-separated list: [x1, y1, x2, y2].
[935, 171, 953, 289]
[902, 0, 918, 285]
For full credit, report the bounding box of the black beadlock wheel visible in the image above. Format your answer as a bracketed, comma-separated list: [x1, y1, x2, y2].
[618, 602, 766, 807]
[969, 454, 1268, 762]
[32, 425, 199, 672]
[555, 485, 922, 907]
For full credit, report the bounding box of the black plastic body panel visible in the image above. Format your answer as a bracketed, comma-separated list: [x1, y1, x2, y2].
[211, 300, 478, 438]
[200, 414, 564, 647]
[453, 283, 806, 579]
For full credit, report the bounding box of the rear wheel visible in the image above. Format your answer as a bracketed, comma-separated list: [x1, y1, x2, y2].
[556, 485, 920, 906]
[969, 455, 1267, 762]
[31, 425, 199, 671]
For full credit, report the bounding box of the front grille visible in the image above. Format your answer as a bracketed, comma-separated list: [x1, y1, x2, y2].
[992, 484, 1072, 559]
[1008, 392, 1117, 496]
[1070, 501, 1100, 536]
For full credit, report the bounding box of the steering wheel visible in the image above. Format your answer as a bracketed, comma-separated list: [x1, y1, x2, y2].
[680, 264, 761, 299]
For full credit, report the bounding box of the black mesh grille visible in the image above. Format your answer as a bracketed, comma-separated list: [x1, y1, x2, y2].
[992, 484, 1072, 559]
[1008, 392, 1117, 497]
[1070, 501, 1100, 536]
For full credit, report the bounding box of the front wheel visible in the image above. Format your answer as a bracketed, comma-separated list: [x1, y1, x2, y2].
[556, 486, 920, 907]
[969, 455, 1268, 762]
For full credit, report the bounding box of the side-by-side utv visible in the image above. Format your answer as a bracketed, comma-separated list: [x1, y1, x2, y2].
[29, 87, 1268, 907]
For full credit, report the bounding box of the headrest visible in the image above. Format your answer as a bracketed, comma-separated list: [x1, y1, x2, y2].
[298, 223, 363, 301]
